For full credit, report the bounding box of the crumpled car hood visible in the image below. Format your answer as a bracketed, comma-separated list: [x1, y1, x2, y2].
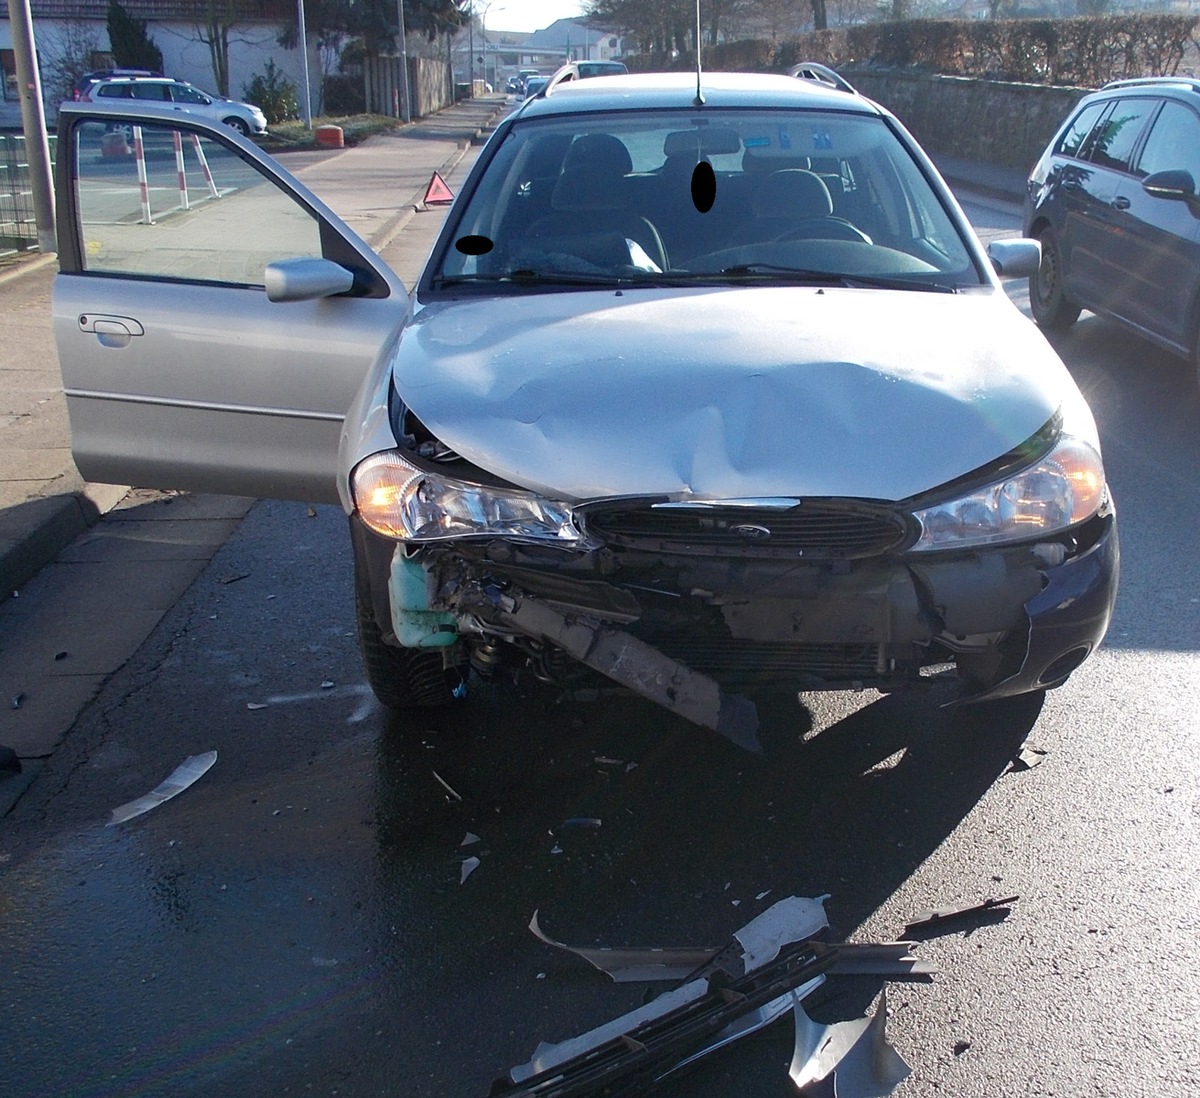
[394, 286, 1069, 503]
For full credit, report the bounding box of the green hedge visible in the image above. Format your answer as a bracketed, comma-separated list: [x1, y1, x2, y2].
[630, 14, 1199, 88]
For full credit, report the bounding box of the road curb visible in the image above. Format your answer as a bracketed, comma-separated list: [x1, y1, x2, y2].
[0, 482, 129, 597]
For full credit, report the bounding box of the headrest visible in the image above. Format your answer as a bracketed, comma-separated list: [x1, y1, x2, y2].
[563, 133, 633, 176]
[753, 169, 833, 220]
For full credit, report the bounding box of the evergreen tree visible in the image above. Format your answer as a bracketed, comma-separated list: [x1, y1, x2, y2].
[107, 1, 165, 72]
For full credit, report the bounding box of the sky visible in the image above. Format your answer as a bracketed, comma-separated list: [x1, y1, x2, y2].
[482, 0, 586, 33]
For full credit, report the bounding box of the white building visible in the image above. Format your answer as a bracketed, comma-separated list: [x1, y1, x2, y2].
[1, 0, 308, 126]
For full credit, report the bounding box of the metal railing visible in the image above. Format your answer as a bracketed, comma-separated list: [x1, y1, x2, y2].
[1, 133, 55, 256]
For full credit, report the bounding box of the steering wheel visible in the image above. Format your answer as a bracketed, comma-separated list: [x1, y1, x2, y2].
[773, 218, 872, 245]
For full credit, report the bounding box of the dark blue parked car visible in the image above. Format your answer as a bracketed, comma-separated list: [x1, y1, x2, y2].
[1025, 77, 1200, 386]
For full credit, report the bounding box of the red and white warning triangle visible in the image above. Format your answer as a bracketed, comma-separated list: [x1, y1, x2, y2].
[423, 171, 454, 206]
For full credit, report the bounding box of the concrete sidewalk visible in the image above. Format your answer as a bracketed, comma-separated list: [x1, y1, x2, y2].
[0, 95, 508, 601]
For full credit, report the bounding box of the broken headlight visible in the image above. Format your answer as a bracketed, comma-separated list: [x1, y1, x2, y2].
[910, 432, 1106, 551]
[351, 450, 584, 544]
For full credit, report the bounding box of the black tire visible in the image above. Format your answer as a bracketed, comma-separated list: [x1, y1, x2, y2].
[1030, 228, 1081, 331]
[223, 116, 250, 136]
[354, 582, 459, 710]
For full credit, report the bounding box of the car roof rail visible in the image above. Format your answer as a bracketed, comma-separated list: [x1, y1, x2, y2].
[1101, 75, 1200, 94]
[787, 62, 858, 95]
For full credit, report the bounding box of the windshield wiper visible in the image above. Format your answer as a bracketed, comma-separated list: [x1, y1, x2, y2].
[716, 264, 959, 293]
[435, 269, 630, 289]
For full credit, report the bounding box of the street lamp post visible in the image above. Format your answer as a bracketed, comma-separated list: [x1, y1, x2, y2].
[477, 2, 505, 93]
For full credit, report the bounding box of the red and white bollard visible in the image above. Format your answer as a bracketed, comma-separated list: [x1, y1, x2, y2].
[132, 125, 154, 225]
[191, 134, 220, 199]
[173, 129, 189, 210]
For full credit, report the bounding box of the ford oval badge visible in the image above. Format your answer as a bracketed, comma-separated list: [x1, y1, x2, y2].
[730, 524, 772, 541]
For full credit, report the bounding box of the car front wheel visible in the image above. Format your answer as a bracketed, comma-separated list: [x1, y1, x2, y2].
[223, 116, 250, 136]
[1030, 228, 1081, 330]
[354, 582, 461, 711]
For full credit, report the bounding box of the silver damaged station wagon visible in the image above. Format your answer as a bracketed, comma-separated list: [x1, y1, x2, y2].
[53, 69, 1118, 749]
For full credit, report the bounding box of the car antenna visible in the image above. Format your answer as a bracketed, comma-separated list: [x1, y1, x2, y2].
[693, 0, 705, 106]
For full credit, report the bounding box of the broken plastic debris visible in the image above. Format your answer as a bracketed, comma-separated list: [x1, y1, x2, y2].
[790, 989, 911, 1097]
[902, 895, 1019, 937]
[106, 750, 217, 827]
[504, 897, 844, 1094]
[54, 651, 68, 661]
[460, 855, 480, 883]
[528, 898, 935, 985]
[320, 680, 335, 689]
[1012, 743, 1048, 771]
[558, 817, 601, 829]
[246, 702, 268, 710]
[529, 909, 714, 983]
[10, 693, 24, 710]
[432, 770, 463, 802]
[461, 832, 481, 846]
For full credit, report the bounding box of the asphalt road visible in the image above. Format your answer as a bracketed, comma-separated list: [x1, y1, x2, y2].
[1, 193, 1198, 1098]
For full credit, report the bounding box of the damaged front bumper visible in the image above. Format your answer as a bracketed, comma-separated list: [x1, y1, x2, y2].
[350, 508, 1117, 738]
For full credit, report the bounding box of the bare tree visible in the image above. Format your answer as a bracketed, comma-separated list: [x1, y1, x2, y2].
[36, 19, 102, 106]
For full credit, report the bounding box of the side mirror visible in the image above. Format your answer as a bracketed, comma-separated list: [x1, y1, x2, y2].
[1142, 169, 1197, 201]
[264, 257, 355, 302]
[987, 238, 1041, 280]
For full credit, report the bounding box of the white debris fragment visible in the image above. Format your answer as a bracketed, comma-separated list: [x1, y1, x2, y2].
[460, 856, 481, 883]
[432, 770, 464, 802]
[107, 751, 218, 827]
[461, 832, 481, 846]
[246, 702, 268, 711]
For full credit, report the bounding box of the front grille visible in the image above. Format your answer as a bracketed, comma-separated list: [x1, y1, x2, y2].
[650, 635, 885, 688]
[582, 501, 911, 559]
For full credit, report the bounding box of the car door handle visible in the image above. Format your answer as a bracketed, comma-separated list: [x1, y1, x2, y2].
[78, 313, 145, 348]
[1111, 196, 1131, 210]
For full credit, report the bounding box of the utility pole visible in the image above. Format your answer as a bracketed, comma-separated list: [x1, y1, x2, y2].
[297, 0, 312, 129]
[6, 0, 55, 254]
[396, 0, 410, 122]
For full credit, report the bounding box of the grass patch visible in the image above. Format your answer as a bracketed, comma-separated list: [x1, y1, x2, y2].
[256, 113, 404, 152]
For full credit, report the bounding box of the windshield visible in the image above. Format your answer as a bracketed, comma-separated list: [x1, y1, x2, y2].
[432, 108, 981, 291]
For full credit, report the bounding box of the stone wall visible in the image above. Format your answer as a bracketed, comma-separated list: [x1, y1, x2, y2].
[844, 69, 1089, 171]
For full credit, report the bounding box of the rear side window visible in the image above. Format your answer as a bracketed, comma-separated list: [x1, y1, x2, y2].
[1134, 100, 1200, 181]
[1086, 98, 1156, 172]
[130, 83, 169, 101]
[1056, 102, 1105, 158]
[97, 84, 131, 99]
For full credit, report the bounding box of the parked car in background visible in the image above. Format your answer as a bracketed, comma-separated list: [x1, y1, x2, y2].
[520, 76, 549, 99]
[1025, 76, 1200, 384]
[552, 60, 629, 82]
[52, 69, 1117, 749]
[78, 75, 267, 135]
[73, 68, 163, 100]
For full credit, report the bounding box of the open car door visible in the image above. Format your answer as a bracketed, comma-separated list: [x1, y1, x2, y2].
[53, 103, 407, 505]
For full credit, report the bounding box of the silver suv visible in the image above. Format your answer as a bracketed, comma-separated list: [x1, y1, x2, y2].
[79, 76, 267, 135]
